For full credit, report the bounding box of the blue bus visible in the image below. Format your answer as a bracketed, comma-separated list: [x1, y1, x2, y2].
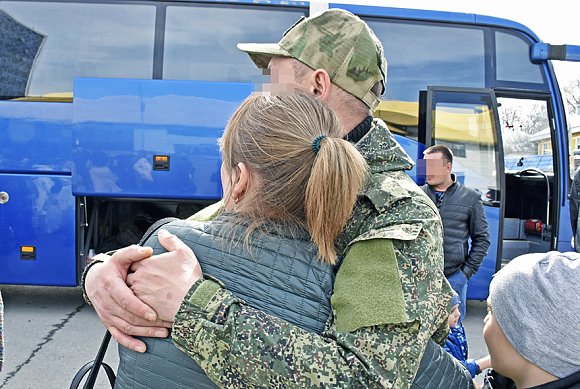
[1, 0, 578, 300]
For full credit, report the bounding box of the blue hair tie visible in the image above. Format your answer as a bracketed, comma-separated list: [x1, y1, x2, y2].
[312, 135, 328, 155]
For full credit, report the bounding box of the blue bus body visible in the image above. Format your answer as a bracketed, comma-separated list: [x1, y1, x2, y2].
[0, 0, 577, 299]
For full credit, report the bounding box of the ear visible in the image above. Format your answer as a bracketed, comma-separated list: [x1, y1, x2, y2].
[232, 162, 249, 201]
[312, 69, 332, 101]
[446, 162, 453, 174]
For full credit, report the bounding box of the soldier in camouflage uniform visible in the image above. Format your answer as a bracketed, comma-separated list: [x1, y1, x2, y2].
[83, 9, 454, 388]
[169, 129, 452, 387]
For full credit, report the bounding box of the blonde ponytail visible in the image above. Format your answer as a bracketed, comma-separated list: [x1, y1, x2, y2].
[306, 136, 367, 264]
[220, 92, 368, 264]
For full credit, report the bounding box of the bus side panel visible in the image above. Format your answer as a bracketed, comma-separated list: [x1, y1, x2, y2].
[0, 102, 73, 174]
[0, 100, 76, 286]
[72, 78, 252, 200]
[558, 201, 575, 252]
[0, 173, 76, 286]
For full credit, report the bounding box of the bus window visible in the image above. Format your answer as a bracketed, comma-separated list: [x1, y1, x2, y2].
[498, 97, 552, 172]
[427, 88, 501, 200]
[366, 19, 486, 104]
[0, 1, 156, 100]
[495, 30, 546, 85]
[365, 18, 485, 141]
[163, 5, 306, 83]
[368, 18, 550, 144]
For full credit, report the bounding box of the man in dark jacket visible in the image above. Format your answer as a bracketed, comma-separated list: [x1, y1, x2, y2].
[422, 144, 490, 324]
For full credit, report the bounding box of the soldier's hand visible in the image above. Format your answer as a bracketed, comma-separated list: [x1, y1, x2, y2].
[85, 245, 172, 353]
[127, 229, 203, 323]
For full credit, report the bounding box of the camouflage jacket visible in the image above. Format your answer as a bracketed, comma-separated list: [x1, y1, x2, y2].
[172, 118, 452, 388]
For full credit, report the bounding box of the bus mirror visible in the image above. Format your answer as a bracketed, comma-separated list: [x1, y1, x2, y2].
[531, 43, 580, 63]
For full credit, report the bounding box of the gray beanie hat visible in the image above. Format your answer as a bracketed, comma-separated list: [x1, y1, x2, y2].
[490, 251, 580, 378]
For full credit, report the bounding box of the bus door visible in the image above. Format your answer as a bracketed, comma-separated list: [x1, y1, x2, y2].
[420, 86, 503, 300]
[493, 94, 558, 257]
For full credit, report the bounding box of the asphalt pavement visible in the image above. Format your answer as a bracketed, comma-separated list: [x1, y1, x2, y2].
[0, 284, 490, 388]
[0, 285, 119, 389]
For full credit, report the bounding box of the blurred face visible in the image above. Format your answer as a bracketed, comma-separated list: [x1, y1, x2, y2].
[448, 305, 461, 328]
[261, 57, 311, 95]
[424, 152, 451, 187]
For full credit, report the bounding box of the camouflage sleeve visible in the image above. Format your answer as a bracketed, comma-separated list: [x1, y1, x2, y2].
[431, 278, 454, 346]
[172, 275, 423, 389]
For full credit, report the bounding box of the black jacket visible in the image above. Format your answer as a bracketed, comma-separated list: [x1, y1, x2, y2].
[528, 370, 580, 389]
[483, 369, 580, 389]
[422, 176, 490, 279]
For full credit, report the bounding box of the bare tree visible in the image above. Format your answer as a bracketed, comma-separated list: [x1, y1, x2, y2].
[498, 101, 548, 135]
[520, 104, 550, 135]
[502, 130, 535, 155]
[498, 105, 521, 132]
[564, 76, 580, 114]
[498, 98, 549, 156]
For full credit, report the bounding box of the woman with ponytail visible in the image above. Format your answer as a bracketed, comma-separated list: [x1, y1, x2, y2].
[217, 91, 367, 265]
[90, 92, 368, 388]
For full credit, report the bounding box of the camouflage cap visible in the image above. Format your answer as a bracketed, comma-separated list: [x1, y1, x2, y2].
[237, 9, 387, 111]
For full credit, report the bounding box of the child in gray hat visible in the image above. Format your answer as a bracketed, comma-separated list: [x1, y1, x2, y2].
[483, 251, 580, 388]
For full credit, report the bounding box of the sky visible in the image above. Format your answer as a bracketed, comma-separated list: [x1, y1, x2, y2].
[319, 0, 580, 87]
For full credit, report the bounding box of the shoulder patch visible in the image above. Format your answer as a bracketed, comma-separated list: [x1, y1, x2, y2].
[365, 174, 411, 213]
[332, 239, 408, 332]
[349, 223, 423, 247]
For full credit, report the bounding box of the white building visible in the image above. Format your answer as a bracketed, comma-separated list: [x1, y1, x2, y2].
[529, 113, 580, 155]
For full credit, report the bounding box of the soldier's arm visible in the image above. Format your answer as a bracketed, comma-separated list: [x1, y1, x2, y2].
[172, 239, 440, 389]
[173, 282, 419, 388]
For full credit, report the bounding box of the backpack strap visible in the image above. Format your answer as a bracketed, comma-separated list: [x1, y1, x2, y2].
[139, 217, 179, 246]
